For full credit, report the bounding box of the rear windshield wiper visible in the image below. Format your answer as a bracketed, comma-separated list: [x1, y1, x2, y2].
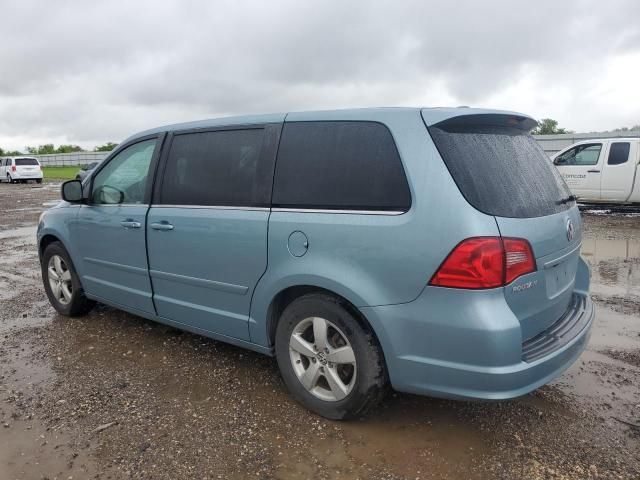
[557, 195, 577, 205]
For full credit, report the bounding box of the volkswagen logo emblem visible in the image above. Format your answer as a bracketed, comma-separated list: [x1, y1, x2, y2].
[566, 219, 575, 242]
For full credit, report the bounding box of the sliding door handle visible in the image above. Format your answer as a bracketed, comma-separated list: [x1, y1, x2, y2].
[587, 169, 601, 173]
[150, 221, 174, 231]
[120, 219, 141, 229]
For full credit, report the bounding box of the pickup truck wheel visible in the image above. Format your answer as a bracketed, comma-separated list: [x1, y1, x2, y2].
[275, 293, 387, 420]
[41, 241, 95, 316]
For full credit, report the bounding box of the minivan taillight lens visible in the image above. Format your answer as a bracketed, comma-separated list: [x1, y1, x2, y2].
[503, 238, 536, 284]
[429, 237, 535, 289]
[11, 165, 16, 172]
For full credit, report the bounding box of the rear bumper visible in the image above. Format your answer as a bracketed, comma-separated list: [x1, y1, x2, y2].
[11, 171, 43, 179]
[360, 259, 594, 400]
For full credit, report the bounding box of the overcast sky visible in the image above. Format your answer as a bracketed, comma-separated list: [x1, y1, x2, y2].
[1, 0, 639, 151]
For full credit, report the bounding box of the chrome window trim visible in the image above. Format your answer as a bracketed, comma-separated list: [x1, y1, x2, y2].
[147, 205, 405, 215]
[150, 204, 270, 212]
[82, 203, 146, 208]
[272, 207, 405, 216]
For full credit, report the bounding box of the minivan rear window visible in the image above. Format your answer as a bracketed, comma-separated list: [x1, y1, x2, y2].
[15, 158, 39, 166]
[429, 118, 573, 218]
[273, 121, 411, 211]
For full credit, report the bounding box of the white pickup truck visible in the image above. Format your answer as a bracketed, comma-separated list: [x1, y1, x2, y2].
[553, 138, 640, 204]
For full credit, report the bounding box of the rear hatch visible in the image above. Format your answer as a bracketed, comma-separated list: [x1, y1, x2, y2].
[15, 157, 40, 175]
[424, 112, 582, 341]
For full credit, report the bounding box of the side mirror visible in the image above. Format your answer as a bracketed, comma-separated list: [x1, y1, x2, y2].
[61, 180, 83, 203]
[93, 185, 124, 204]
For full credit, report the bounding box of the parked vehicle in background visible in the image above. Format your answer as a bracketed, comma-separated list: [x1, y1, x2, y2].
[0, 157, 43, 183]
[553, 138, 640, 204]
[75, 161, 100, 182]
[37, 107, 593, 419]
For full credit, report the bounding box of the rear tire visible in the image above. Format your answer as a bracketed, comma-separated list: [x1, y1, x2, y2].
[7, 174, 13, 184]
[275, 293, 387, 420]
[41, 241, 95, 316]
[36, 178, 42, 184]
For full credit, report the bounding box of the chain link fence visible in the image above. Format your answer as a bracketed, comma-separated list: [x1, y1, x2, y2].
[31, 151, 110, 167]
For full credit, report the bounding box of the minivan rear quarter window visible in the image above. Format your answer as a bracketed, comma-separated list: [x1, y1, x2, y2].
[429, 116, 573, 218]
[159, 128, 267, 207]
[15, 158, 39, 166]
[272, 121, 411, 211]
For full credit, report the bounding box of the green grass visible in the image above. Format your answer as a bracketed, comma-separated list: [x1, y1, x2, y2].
[42, 166, 79, 180]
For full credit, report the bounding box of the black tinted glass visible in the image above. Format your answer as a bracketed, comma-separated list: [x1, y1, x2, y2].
[430, 123, 573, 218]
[15, 158, 39, 166]
[273, 121, 411, 210]
[160, 129, 266, 206]
[607, 142, 630, 165]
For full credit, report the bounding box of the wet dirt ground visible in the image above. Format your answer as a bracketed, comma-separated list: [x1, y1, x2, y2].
[0, 182, 638, 479]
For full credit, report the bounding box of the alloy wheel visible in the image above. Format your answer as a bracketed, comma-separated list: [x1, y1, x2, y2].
[47, 255, 73, 305]
[289, 316, 357, 401]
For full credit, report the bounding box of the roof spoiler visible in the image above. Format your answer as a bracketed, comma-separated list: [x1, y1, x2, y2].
[431, 113, 537, 133]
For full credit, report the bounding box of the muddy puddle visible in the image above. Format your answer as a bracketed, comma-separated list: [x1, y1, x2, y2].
[583, 236, 640, 299]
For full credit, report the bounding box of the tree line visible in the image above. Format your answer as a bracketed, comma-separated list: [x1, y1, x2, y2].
[0, 142, 117, 156]
[531, 119, 639, 135]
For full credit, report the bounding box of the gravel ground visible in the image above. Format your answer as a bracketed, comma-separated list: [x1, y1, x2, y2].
[0, 182, 638, 479]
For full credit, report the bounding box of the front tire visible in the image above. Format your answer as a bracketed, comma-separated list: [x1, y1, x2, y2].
[41, 241, 95, 316]
[36, 178, 42, 184]
[275, 293, 387, 420]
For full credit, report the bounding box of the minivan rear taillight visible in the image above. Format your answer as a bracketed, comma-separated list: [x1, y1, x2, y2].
[11, 165, 16, 172]
[503, 238, 536, 284]
[429, 237, 535, 289]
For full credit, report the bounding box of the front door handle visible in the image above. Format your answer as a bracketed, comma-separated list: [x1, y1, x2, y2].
[587, 169, 601, 173]
[121, 219, 141, 229]
[150, 221, 174, 231]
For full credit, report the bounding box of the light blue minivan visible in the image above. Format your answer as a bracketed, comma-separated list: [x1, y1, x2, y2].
[38, 108, 594, 419]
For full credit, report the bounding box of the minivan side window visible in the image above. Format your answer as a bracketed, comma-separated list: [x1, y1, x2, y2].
[91, 139, 156, 205]
[158, 128, 266, 207]
[607, 142, 630, 165]
[554, 144, 602, 166]
[272, 121, 411, 211]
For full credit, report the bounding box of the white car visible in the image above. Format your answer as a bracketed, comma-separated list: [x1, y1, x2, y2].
[0, 157, 43, 184]
[553, 138, 640, 204]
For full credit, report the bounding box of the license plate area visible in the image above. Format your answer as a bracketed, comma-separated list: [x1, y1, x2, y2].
[544, 254, 579, 299]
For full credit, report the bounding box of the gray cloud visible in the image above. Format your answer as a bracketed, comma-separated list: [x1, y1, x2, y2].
[0, 0, 639, 150]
